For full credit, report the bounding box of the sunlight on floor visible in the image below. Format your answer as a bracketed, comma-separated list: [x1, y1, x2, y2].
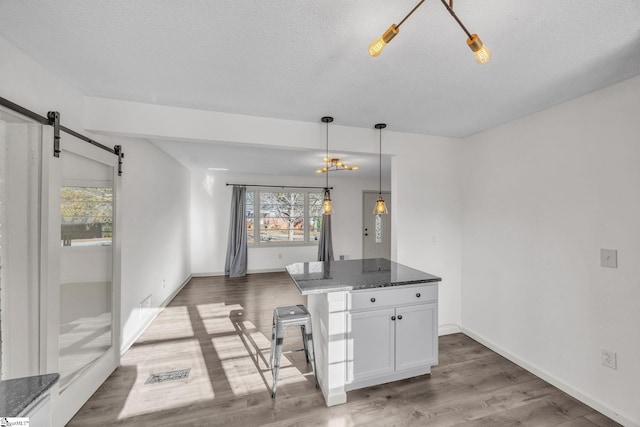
[118, 338, 214, 419]
[117, 300, 309, 420]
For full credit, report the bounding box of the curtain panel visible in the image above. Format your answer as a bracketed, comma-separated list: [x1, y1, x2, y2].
[225, 185, 248, 277]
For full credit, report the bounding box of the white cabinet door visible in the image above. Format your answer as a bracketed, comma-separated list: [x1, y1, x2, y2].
[349, 308, 395, 381]
[395, 303, 437, 371]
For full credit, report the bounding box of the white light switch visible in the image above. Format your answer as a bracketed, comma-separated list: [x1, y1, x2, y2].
[600, 249, 617, 268]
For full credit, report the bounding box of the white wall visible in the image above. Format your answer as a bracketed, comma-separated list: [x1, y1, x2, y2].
[0, 34, 192, 358]
[191, 171, 386, 275]
[461, 75, 640, 425]
[392, 134, 463, 334]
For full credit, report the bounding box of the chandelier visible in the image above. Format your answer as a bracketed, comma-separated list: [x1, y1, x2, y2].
[316, 117, 358, 174]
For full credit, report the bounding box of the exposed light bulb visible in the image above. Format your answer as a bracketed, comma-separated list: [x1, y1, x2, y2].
[315, 169, 323, 174]
[369, 24, 399, 57]
[473, 46, 491, 64]
[322, 189, 334, 215]
[467, 34, 491, 64]
[373, 196, 388, 215]
[352, 166, 359, 170]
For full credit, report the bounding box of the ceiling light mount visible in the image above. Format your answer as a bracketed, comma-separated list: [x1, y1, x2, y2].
[369, 0, 491, 64]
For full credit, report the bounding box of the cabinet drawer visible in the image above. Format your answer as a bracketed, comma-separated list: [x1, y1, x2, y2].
[350, 284, 437, 311]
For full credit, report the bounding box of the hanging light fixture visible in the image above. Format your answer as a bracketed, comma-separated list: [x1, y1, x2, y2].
[321, 116, 334, 215]
[373, 123, 388, 215]
[315, 121, 358, 174]
[369, 0, 491, 64]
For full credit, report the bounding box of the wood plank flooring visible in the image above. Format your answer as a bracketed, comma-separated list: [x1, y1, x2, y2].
[69, 273, 620, 426]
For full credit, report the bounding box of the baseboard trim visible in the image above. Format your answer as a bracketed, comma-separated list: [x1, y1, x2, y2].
[438, 323, 462, 336]
[191, 268, 285, 277]
[461, 327, 638, 427]
[120, 274, 192, 355]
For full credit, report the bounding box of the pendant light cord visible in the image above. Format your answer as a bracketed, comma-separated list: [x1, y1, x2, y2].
[379, 127, 382, 195]
[326, 121, 329, 189]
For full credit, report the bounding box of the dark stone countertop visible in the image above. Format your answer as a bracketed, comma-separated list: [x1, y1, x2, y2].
[286, 258, 441, 295]
[0, 373, 59, 417]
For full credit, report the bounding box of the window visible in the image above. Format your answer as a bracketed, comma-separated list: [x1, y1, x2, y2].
[61, 186, 113, 246]
[246, 189, 323, 245]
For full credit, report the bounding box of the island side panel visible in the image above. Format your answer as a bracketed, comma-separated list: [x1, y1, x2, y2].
[308, 291, 348, 406]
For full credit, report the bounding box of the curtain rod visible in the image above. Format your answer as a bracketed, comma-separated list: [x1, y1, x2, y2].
[226, 183, 333, 190]
[0, 96, 123, 174]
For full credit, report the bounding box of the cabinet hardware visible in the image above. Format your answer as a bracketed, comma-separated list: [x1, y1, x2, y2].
[398, 315, 403, 320]
[416, 293, 421, 298]
[370, 297, 376, 303]
[391, 315, 396, 321]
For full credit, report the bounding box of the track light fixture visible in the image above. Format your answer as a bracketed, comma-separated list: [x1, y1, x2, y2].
[369, 0, 491, 64]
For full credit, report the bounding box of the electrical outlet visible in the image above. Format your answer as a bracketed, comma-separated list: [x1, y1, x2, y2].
[600, 249, 617, 268]
[601, 349, 617, 370]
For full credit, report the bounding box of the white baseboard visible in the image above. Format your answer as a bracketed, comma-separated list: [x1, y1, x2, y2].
[120, 274, 192, 355]
[461, 326, 638, 427]
[438, 323, 462, 336]
[191, 268, 285, 278]
[191, 272, 225, 277]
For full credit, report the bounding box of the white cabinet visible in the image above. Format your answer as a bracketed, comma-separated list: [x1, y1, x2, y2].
[350, 308, 395, 380]
[346, 284, 438, 391]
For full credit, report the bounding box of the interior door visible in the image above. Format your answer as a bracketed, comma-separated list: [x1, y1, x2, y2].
[42, 131, 121, 426]
[363, 191, 391, 259]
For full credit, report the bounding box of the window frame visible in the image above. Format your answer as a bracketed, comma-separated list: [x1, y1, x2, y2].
[246, 187, 323, 247]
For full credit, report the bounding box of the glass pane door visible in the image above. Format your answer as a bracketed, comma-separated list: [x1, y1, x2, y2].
[58, 150, 114, 390]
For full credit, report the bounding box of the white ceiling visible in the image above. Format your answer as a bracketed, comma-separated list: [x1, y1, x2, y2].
[152, 138, 391, 181]
[1, 1, 639, 177]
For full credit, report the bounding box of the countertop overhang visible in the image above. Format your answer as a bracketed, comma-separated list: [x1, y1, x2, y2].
[0, 373, 59, 417]
[286, 258, 441, 295]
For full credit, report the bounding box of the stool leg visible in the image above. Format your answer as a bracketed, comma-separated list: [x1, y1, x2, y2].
[301, 325, 309, 363]
[304, 320, 319, 389]
[269, 321, 276, 369]
[271, 322, 284, 398]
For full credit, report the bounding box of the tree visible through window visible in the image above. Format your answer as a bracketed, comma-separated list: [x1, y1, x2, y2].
[61, 186, 113, 246]
[246, 189, 323, 245]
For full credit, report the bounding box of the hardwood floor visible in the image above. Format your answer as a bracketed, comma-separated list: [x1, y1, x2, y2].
[69, 273, 620, 426]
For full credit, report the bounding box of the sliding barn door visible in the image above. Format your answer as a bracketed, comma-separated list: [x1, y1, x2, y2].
[42, 130, 121, 426]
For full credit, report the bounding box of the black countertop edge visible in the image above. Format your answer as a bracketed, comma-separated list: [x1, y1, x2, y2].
[0, 373, 59, 417]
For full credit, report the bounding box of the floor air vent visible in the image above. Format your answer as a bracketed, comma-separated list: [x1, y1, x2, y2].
[145, 368, 191, 385]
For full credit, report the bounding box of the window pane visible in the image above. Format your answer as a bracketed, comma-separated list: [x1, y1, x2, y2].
[61, 186, 113, 246]
[375, 214, 383, 243]
[259, 192, 304, 242]
[309, 192, 323, 241]
[246, 191, 254, 244]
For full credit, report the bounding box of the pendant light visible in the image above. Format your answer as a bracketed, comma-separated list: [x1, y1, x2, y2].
[321, 116, 334, 215]
[373, 123, 388, 215]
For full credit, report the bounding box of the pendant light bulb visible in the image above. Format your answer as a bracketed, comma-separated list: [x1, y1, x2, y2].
[322, 189, 334, 215]
[467, 34, 491, 64]
[373, 196, 388, 215]
[369, 24, 399, 57]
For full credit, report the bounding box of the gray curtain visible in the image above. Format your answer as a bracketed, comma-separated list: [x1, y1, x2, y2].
[225, 185, 248, 277]
[317, 213, 334, 261]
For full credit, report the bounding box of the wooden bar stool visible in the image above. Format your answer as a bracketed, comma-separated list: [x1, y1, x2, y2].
[269, 304, 318, 398]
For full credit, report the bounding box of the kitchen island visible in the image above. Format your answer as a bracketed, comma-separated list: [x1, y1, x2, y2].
[286, 258, 441, 406]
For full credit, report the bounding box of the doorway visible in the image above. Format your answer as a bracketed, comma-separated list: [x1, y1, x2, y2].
[362, 191, 391, 259]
